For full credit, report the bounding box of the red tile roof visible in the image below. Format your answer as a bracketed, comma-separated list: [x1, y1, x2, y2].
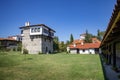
[0, 38, 16, 41]
[69, 38, 101, 49]
[92, 38, 101, 43]
[69, 43, 100, 49]
[72, 38, 100, 44]
[72, 39, 84, 44]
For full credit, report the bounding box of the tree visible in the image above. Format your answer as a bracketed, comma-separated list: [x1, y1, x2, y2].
[53, 36, 59, 52]
[100, 31, 105, 40]
[0, 41, 1, 52]
[70, 34, 74, 43]
[96, 29, 105, 41]
[97, 29, 101, 41]
[59, 41, 66, 52]
[84, 30, 92, 43]
[17, 42, 22, 51]
[66, 40, 70, 46]
[0, 41, 4, 52]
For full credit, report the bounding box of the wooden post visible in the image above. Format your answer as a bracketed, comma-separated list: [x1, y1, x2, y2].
[106, 45, 109, 64]
[109, 54, 111, 64]
[108, 45, 111, 64]
[113, 42, 116, 67]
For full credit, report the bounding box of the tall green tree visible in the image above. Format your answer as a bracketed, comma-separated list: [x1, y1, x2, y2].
[70, 34, 74, 43]
[84, 30, 92, 43]
[97, 29, 101, 41]
[100, 31, 105, 40]
[59, 41, 66, 52]
[53, 36, 59, 52]
[96, 29, 105, 41]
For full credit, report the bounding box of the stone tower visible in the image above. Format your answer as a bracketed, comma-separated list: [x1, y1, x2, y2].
[20, 23, 55, 54]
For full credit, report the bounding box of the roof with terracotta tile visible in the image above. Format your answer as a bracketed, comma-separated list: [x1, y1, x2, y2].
[72, 38, 100, 44]
[92, 38, 101, 43]
[69, 38, 101, 49]
[72, 39, 84, 44]
[0, 38, 16, 41]
[69, 43, 100, 49]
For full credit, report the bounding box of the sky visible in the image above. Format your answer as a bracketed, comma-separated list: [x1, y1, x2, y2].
[0, 0, 116, 42]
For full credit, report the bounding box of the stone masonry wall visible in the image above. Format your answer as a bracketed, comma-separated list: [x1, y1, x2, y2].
[22, 28, 42, 54]
[22, 28, 53, 54]
[42, 36, 53, 53]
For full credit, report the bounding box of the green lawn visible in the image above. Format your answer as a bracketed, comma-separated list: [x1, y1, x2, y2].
[0, 52, 104, 80]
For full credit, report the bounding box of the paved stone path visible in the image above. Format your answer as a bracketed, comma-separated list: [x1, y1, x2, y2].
[103, 63, 120, 80]
[100, 55, 120, 80]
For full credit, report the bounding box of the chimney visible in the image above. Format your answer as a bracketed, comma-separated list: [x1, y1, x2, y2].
[73, 43, 76, 47]
[81, 42, 84, 45]
[25, 22, 30, 26]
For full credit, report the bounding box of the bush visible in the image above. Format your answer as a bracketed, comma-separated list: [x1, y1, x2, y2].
[17, 47, 21, 51]
[5, 48, 11, 52]
[17, 42, 22, 51]
[0, 48, 5, 52]
[13, 48, 16, 51]
[23, 49, 28, 54]
[38, 51, 43, 55]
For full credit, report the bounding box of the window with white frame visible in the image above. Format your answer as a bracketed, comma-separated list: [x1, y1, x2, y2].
[31, 27, 40, 33]
[30, 27, 41, 35]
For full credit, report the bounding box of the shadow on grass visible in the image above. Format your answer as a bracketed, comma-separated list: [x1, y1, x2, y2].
[99, 54, 108, 80]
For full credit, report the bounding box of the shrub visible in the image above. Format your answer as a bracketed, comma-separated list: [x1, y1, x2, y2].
[17, 47, 21, 51]
[13, 48, 16, 51]
[17, 42, 22, 51]
[38, 51, 43, 55]
[5, 48, 11, 52]
[66, 50, 70, 54]
[0, 47, 10, 52]
[23, 49, 28, 54]
[66, 51, 68, 54]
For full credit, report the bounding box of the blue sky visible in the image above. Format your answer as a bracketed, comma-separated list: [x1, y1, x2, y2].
[0, 0, 116, 42]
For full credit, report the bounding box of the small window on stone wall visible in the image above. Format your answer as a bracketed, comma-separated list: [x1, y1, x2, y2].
[30, 36, 34, 41]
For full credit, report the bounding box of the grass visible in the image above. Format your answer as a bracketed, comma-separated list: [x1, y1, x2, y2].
[0, 52, 104, 80]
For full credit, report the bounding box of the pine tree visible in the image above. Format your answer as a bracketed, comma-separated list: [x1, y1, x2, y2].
[100, 31, 105, 40]
[70, 34, 74, 43]
[84, 30, 92, 43]
[97, 29, 101, 41]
